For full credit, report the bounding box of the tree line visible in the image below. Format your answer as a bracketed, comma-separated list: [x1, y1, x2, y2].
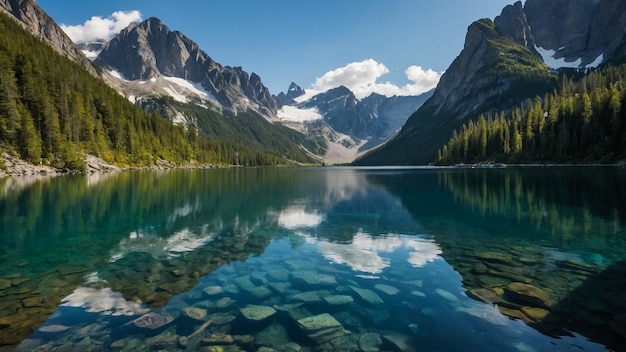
[437, 65, 626, 165]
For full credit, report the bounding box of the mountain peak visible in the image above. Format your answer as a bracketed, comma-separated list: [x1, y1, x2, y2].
[95, 16, 277, 116]
[287, 82, 305, 99]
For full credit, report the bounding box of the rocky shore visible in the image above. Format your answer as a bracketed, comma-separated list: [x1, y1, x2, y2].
[0, 153, 216, 178]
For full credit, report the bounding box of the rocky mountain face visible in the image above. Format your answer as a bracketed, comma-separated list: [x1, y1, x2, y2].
[274, 82, 305, 108]
[356, 0, 626, 165]
[276, 84, 431, 162]
[301, 87, 430, 146]
[0, 0, 98, 76]
[95, 17, 277, 116]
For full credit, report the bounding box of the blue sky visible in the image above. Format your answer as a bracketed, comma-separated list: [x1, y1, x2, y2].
[37, 0, 516, 97]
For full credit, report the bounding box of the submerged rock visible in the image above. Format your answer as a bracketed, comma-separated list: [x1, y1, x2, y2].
[475, 252, 513, 264]
[466, 288, 504, 304]
[216, 297, 236, 309]
[202, 333, 234, 345]
[382, 333, 415, 352]
[374, 284, 400, 295]
[359, 332, 383, 351]
[290, 290, 329, 304]
[148, 334, 178, 349]
[291, 271, 337, 287]
[435, 288, 460, 302]
[255, 322, 291, 348]
[505, 282, 552, 309]
[249, 285, 273, 299]
[350, 286, 383, 305]
[323, 295, 354, 306]
[203, 286, 225, 296]
[39, 324, 70, 333]
[239, 305, 277, 323]
[521, 306, 551, 322]
[132, 311, 174, 329]
[297, 313, 345, 344]
[183, 307, 207, 321]
[411, 290, 426, 297]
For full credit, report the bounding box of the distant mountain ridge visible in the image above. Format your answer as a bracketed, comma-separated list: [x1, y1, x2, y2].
[275, 83, 431, 162]
[95, 17, 277, 116]
[356, 0, 626, 165]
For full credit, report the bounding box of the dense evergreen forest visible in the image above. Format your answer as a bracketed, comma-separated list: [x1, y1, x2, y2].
[0, 12, 315, 170]
[144, 97, 326, 164]
[436, 65, 626, 165]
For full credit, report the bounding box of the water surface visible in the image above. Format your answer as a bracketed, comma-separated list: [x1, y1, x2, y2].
[0, 167, 624, 351]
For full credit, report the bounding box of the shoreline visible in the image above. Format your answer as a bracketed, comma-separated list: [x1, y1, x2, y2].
[1, 153, 625, 177]
[0, 153, 219, 178]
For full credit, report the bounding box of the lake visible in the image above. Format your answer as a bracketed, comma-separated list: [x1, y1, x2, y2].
[0, 167, 625, 351]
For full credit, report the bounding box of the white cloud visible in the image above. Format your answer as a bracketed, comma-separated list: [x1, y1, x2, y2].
[60, 10, 142, 44]
[311, 59, 442, 99]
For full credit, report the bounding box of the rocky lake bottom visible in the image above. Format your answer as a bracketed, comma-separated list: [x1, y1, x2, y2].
[0, 167, 624, 351]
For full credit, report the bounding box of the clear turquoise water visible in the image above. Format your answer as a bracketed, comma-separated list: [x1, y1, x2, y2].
[1, 167, 625, 351]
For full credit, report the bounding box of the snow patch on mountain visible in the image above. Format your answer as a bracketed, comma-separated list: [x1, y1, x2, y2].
[162, 76, 219, 104]
[81, 49, 102, 61]
[278, 105, 323, 122]
[534, 45, 604, 70]
[294, 89, 323, 104]
[107, 69, 129, 82]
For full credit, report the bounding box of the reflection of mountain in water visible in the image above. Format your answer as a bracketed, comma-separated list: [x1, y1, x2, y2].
[438, 168, 626, 240]
[367, 167, 626, 351]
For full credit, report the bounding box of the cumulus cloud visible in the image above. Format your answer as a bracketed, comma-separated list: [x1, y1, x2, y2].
[311, 59, 442, 99]
[60, 10, 142, 44]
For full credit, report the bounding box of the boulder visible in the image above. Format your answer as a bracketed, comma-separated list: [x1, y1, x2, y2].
[505, 282, 552, 308]
[202, 333, 234, 345]
[290, 290, 329, 304]
[382, 333, 415, 352]
[297, 313, 345, 344]
[291, 271, 337, 287]
[239, 305, 277, 323]
[203, 286, 224, 296]
[350, 286, 383, 305]
[132, 312, 174, 330]
[183, 307, 207, 321]
[475, 252, 513, 264]
[323, 295, 354, 306]
[521, 306, 550, 322]
[359, 332, 382, 352]
[374, 284, 400, 296]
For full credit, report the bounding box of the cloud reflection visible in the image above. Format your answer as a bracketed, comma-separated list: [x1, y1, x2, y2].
[278, 206, 324, 229]
[316, 232, 442, 274]
[61, 286, 148, 316]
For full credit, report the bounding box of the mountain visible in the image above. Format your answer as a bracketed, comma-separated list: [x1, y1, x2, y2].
[88, 17, 324, 164]
[276, 84, 431, 163]
[274, 82, 305, 107]
[95, 17, 277, 117]
[0, 4, 319, 170]
[0, 0, 98, 76]
[356, 0, 626, 165]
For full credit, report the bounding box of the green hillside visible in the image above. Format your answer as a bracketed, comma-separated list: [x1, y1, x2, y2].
[436, 65, 626, 165]
[144, 97, 326, 164]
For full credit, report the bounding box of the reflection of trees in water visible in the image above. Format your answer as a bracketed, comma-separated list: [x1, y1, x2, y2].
[366, 168, 626, 350]
[0, 168, 312, 345]
[437, 168, 625, 240]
